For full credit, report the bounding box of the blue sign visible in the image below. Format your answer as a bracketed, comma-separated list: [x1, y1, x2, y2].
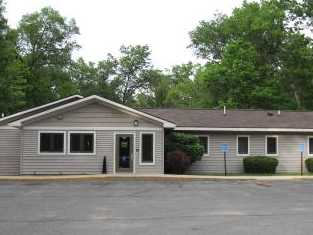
[299, 144, 305, 153]
[220, 144, 229, 153]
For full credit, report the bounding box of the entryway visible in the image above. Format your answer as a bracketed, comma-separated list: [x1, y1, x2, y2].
[114, 133, 135, 173]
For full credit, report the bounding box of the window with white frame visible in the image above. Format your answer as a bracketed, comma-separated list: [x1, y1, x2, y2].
[69, 132, 95, 154]
[140, 133, 155, 164]
[39, 132, 65, 154]
[237, 136, 249, 156]
[266, 136, 278, 155]
[308, 137, 313, 155]
[199, 136, 209, 155]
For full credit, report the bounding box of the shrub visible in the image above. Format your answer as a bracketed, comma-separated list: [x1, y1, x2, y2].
[243, 156, 279, 174]
[305, 158, 313, 173]
[165, 150, 191, 174]
[165, 133, 204, 163]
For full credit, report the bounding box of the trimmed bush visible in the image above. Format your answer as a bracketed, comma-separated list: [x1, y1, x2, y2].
[305, 158, 313, 173]
[243, 156, 279, 174]
[165, 150, 191, 174]
[165, 133, 204, 163]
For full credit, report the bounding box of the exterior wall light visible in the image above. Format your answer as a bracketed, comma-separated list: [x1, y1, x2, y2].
[133, 120, 139, 127]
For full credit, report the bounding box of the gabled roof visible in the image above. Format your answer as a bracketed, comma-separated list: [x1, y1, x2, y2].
[0, 95, 83, 126]
[139, 108, 313, 132]
[8, 95, 176, 128]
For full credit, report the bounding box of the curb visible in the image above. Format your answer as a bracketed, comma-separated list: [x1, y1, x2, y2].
[0, 174, 313, 181]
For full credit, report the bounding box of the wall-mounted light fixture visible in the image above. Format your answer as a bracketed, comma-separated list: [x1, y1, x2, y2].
[133, 120, 139, 127]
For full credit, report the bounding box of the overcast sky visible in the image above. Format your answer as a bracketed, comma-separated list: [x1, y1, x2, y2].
[6, 0, 246, 69]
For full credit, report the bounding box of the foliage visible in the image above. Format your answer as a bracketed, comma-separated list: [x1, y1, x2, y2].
[16, 6, 80, 107]
[165, 150, 191, 174]
[165, 132, 204, 163]
[2, 1, 313, 115]
[190, 0, 313, 110]
[243, 156, 279, 174]
[110, 45, 153, 105]
[305, 158, 313, 173]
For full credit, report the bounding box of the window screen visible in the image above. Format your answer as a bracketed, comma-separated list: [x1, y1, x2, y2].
[141, 134, 154, 163]
[199, 136, 209, 154]
[267, 137, 277, 155]
[40, 133, 64, 153]
[70, 133, 94, 153]
[237, 136, 249, 155]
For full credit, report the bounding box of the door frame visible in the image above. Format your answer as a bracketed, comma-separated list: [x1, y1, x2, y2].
[113, 132, 136, 174]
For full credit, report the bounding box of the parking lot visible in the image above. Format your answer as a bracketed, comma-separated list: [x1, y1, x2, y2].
[1, 180, 313, 234]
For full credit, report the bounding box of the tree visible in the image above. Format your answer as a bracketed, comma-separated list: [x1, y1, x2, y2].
[190, 0, 313, 110]
[70, 57, 118, 100]
[17, 7, 80, 107]
[0, 0, 26, 115]
[111, 45, 153, 105]
[136, 70, 172, 108]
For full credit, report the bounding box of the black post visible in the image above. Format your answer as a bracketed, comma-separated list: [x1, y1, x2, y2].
[224, 151, 227, 176]
[301, 152, 303, 176]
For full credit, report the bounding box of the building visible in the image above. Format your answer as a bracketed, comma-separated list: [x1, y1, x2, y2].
[0, 95, 312, 175]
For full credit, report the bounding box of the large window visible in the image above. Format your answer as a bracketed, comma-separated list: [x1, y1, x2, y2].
[140, 132, 155, 165]
[199, 136, 209, 155]
[237, 136, 249, 156]
[308, 137, 313, 156]
[266, 136, 278, 156]
[39, 132, 65, 154]
[69, 132, 95, 154]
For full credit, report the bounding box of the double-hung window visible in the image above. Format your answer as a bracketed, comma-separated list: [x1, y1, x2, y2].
[237, 135, 249, 156]
[308, 137, 313, 156]
[68, 131, 95, 154]
[39, 131, 65, 154]
[199, 136, 209, 155]
[266, 136, 278, 156]
[140, 132, 155, 165]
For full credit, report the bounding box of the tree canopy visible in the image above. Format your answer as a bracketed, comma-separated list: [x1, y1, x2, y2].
[1, 0, 313, 116]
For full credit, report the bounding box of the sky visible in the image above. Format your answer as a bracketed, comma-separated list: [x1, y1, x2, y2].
[5, 0, 246, 69]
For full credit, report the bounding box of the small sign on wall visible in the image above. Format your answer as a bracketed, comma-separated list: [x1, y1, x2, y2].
[299, 144, 305, 153]
[219, 144, 229, 153]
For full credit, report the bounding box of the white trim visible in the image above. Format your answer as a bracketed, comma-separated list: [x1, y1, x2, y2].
[198, 135, 210, 156]
[174, 127, 313, 133]
[0, 95, 83, 122]
[0, 126, 19, 130]
[113, 132, 136, 174]
[38, 131, 66, 155]
[9, 95, 176, 128]
[265, 135, 279, 156]
[308, 136, 313, 156]
[68, 131, 96, 155]
[23, 126, 162, 131]
[139, 132, 156, 166]
[236, 135, 250, 156]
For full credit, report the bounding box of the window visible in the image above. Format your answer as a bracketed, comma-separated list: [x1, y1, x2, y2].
[140, 133, 155, 165]
[69, 132, 95, 154]
[237, 136, 249, 156]
[39, 132, 65, 154]
[308, 137, 313, 156]
[199, 136, 209, 155]
[266, 136, 278, 155]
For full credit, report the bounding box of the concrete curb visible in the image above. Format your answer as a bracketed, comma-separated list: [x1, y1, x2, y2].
[0, 174, 313, 181]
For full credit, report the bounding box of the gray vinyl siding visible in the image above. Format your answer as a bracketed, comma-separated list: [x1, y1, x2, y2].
[0, 128, 20, 175]
[21, 129, 163, 175]
[20, 102, 164, 175]
[29, 103, 160, 128]
[187, 133, 312, 174]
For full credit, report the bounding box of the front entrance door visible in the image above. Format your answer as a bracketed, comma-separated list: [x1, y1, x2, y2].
[115, 134, 134, 173]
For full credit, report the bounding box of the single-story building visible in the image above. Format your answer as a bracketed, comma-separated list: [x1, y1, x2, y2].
[0, 95, 313, 175]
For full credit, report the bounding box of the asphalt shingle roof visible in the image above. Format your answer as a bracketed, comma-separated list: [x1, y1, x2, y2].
[139, 108, 313, 129]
